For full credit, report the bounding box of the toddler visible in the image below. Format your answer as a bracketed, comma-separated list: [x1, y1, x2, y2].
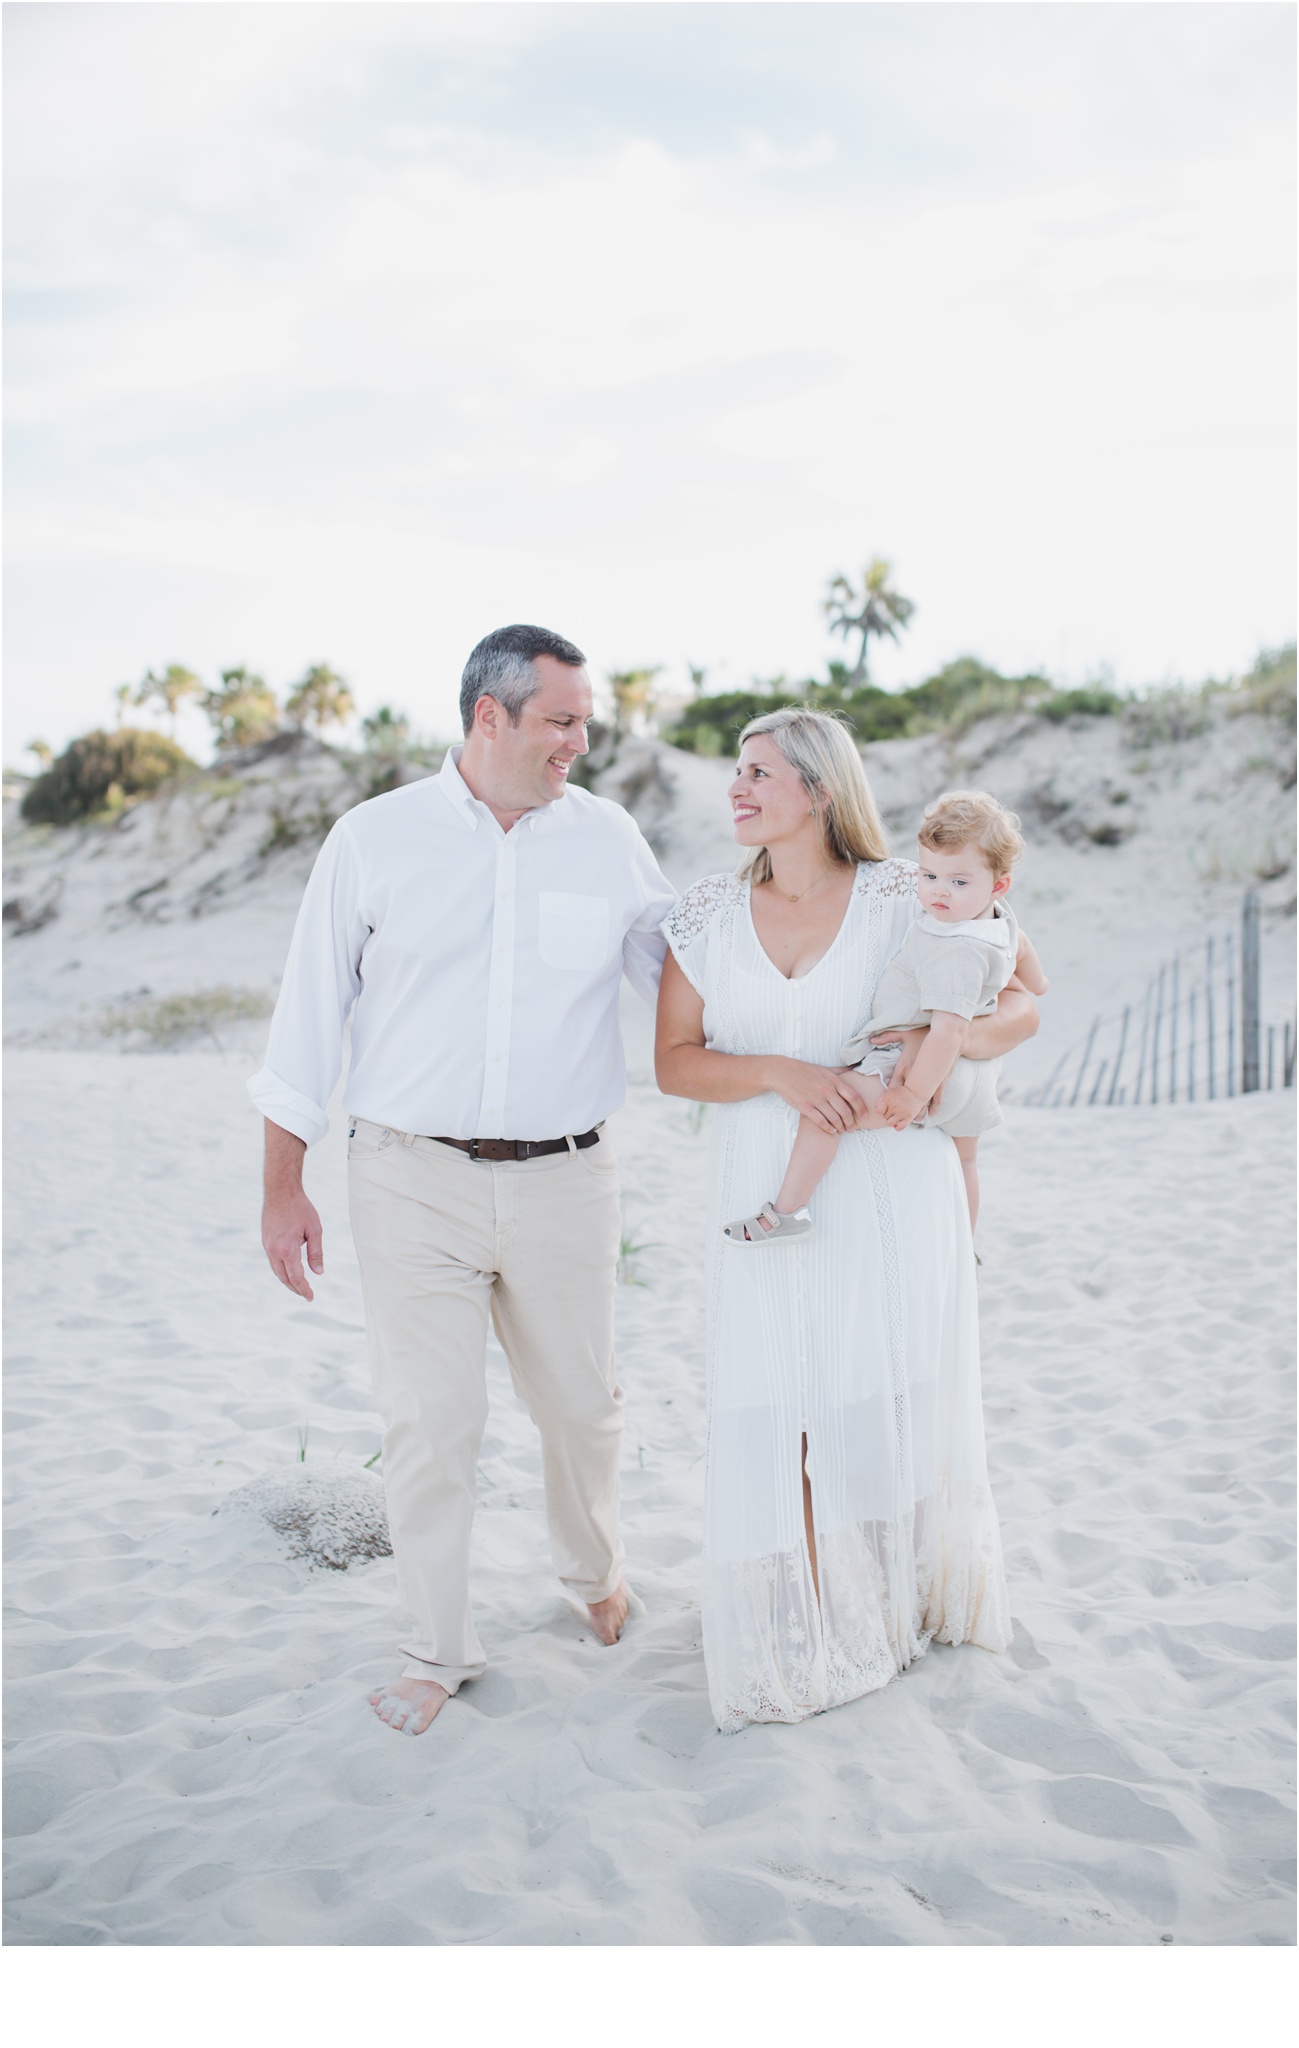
[724, 790, 1048, 1245]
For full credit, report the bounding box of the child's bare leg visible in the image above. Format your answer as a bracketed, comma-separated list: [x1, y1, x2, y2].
[774, 1072, 891, 1215]
[775, 1118, 840, 1215]
[840, 1069, 892, 1128]
[953, 1136, 980, 1229]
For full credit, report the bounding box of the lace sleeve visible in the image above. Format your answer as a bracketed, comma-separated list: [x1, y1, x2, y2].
[662, 873, 743, 996]
[861, 857, 922, 992]
[855, 856, 918, 901]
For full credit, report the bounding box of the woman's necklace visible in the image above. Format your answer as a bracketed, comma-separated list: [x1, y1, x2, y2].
[772, 865, 836, 906]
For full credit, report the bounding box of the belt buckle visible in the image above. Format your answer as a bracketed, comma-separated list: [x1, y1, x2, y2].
[467, 1138, 482, 1161]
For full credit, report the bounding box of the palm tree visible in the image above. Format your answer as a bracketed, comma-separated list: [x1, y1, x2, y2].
[608, 666, 662, 741]
[135, 664, 201, 739]
[361, 705, 410, 754]
[822, 558, 915, 686]
[26, 739, 53, 769]
[112, 683, 133, 727]
[286, 663, 355, 735]
[202, 667, 281, 751]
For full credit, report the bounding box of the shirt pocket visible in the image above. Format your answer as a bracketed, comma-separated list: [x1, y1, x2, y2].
[537, 892, 610, 971]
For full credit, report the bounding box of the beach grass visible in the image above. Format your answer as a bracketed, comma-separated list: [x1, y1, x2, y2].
[100, 984, 273, 1049]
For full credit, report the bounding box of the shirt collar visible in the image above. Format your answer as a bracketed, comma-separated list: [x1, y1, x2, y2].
[918, 908, 1012, 944]
[437, 745, 566, 836]
[437, 746, 481, 831]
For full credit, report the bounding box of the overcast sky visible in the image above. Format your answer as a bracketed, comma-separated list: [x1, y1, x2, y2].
[5, 0, 1295, 757]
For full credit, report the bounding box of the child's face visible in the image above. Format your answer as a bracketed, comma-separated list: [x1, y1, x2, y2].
[916, 841, 1006, 921]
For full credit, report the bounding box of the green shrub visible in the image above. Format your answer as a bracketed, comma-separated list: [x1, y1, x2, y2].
[811, 682, 917, 742]
[21, 727, 194, 825]
[664, 688, 803, 754]
[890, 658, 1051, 729]
[661, 655, 1227, 759]
[1038, 687, 1125, 722]
[662, 658, 1060, 754]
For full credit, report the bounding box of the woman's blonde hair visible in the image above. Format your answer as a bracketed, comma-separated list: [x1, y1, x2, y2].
[918, 789, 1024, 878]
[735, 707, 889, 883]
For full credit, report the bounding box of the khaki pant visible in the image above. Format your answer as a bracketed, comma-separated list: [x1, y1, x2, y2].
[347, 1119, 625, 1692]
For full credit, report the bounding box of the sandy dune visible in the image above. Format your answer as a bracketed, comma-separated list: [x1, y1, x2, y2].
[4, 1025, 1293, 1945]
[4, 690, 1295, 1098]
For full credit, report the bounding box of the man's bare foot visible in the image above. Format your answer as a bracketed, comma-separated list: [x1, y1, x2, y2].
[587, 1582, 630, 1645]
[369, 1676, 449, 1735]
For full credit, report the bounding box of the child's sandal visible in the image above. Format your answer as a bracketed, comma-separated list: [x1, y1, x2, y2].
[722, 1202, 814, 1246]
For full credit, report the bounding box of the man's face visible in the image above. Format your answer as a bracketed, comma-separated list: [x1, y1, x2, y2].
[483, 656, 594, 809]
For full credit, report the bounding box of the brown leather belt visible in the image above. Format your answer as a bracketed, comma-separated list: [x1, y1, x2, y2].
[428, 1128, 601, 1162]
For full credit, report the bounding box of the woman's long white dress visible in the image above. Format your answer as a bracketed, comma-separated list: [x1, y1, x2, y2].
[665, 859, 1012, 1733]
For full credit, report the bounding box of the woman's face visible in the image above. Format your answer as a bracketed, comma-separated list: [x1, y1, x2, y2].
[729, 735, 817, 849]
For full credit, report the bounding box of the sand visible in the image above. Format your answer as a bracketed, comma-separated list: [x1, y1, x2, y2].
[5, 696, 1294, 1944]
[4, 1017, 1293, 1946]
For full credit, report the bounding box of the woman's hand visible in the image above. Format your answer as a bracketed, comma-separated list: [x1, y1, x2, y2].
[764, 1057, 866, 1136]
[656, 953, 892, 1129]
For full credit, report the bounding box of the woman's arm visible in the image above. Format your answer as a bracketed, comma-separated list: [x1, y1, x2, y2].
[870, 981, 1039, 1080]
[654, 951, 866, 1135]
[963, 981, 1040, 1059]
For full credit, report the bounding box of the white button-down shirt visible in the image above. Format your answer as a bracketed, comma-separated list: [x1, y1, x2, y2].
[247, 747, 677, 1148]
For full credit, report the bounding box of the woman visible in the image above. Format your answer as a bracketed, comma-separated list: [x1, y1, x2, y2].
[655, 709, 1032, 1733]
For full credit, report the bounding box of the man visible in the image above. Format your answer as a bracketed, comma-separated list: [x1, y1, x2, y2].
[251, 625, 677, 1735]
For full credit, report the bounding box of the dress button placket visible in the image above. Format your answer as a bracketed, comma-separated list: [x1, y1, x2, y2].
[790, 978, 809, 1436]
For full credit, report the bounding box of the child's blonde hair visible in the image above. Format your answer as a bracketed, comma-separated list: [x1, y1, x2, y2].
[918, 789, 1024, 879]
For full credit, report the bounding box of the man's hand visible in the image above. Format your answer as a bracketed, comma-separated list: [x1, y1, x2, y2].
[875, 1082, 927, 1132]
[262, 1121, 323, 1300]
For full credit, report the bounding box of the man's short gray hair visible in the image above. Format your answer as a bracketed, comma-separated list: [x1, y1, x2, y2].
[459, 623, 587, 735]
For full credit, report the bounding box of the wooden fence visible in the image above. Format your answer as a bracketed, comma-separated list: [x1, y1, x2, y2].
[1023, 889, 1295, 1108]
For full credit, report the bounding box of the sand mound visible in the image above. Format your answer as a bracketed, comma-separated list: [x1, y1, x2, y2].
[6, 694, 1294, 1089]
[219, 1469, 391, 1571]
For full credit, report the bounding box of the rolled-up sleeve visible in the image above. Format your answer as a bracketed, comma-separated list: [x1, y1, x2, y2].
[247, 820, 368, 1146]
[621, 825, 677, 1008]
